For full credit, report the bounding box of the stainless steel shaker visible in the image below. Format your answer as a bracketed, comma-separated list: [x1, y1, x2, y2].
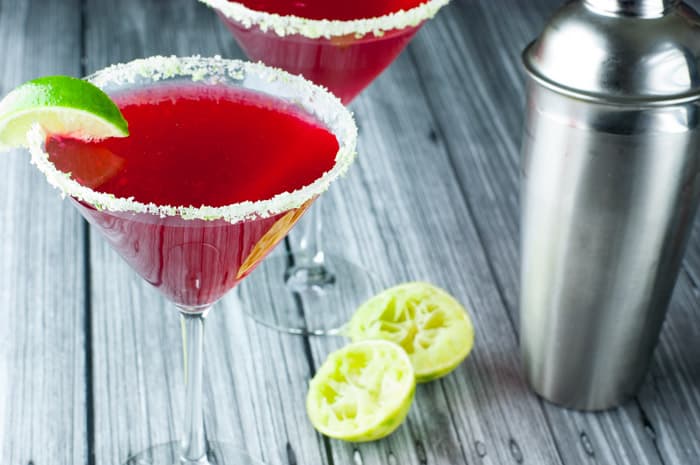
[520, 0, 700, 410]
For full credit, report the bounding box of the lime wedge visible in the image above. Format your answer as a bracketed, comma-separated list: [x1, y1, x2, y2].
[348, 282, 474, 383]
[0, 75, 128, 151]
[307, 340, 415, 442]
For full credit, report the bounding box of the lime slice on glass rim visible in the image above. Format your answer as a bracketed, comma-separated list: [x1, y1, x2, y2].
[306, 340, 416, 442]
[0, 75, 128, 151]
[347, 282, 474, 383]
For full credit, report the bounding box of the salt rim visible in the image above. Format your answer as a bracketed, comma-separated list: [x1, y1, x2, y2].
[198, 0, 450, 39]
[27, 55, 358, 224]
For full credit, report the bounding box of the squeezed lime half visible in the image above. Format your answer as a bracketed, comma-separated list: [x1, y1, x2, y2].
[307, 340, 416, 442]
[0, 75, 128, 151]
[348, 282, 474, 383]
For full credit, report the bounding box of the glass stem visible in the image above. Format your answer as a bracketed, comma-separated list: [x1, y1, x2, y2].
[180, 309, 210, 465]
[295, 199, 325, 267]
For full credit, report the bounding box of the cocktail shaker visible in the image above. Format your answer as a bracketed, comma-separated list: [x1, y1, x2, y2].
[520, 0, 700, 410]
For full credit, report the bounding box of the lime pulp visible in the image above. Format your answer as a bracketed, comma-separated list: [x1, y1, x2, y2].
[347, 282, 474, 383]
[306, 340, 416, 442]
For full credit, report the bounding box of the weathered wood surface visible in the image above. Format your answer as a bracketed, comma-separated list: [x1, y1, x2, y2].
[1, 0, 699, 464]
[0, 1, 87, 465]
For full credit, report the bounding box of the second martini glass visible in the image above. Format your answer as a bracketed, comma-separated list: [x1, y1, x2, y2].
[29, 56, 356, 465]
[199, 0, 450, 335]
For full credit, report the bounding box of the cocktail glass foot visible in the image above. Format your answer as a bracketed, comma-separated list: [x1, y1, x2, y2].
[240, 251, 379, 335]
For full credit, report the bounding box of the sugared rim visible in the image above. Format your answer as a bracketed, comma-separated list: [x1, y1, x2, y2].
[28, 55, 358, 223]
[198, 0, 450, 39]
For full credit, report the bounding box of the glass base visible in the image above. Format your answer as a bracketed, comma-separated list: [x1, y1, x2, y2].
[239, 251, 380, 335]
[125, 441, 265, 465]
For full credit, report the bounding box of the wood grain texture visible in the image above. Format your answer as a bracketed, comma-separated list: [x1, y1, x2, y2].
[637, 270, 700, 465]
[0, 1, 87, 464]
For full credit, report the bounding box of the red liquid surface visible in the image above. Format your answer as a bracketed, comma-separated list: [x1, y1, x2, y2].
[234, 0, 426, 21]
[222, 0, 427, 103]
[46, 84, 339, 307]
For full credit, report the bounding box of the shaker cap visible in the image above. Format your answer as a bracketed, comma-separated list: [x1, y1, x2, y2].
[523, 0, 700, 103]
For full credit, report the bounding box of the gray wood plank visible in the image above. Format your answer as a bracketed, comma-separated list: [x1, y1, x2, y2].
[288, 43, 564, 465]
[0, 1, 87, 464]
[637, 270, 700, 465]
[84, 1, 331, 464]
[409, 0, 699, 463]
[656, 179, 700, 464]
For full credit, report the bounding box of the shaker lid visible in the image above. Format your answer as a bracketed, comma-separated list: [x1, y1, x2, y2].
[523, 0, 700, 103]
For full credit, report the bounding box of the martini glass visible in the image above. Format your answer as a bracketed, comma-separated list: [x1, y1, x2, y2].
[28, 56, 357, 465]
[199, 0, 450, 335]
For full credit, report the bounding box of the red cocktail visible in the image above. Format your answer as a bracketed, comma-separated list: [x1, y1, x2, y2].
[30, 56, 357, 465]
[218, 0, 431, 103]
[199, 0, 450, 335]
[46, 83, 338, 307]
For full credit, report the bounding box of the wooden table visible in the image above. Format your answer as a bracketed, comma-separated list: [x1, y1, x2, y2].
[1, 0, 699, 464]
